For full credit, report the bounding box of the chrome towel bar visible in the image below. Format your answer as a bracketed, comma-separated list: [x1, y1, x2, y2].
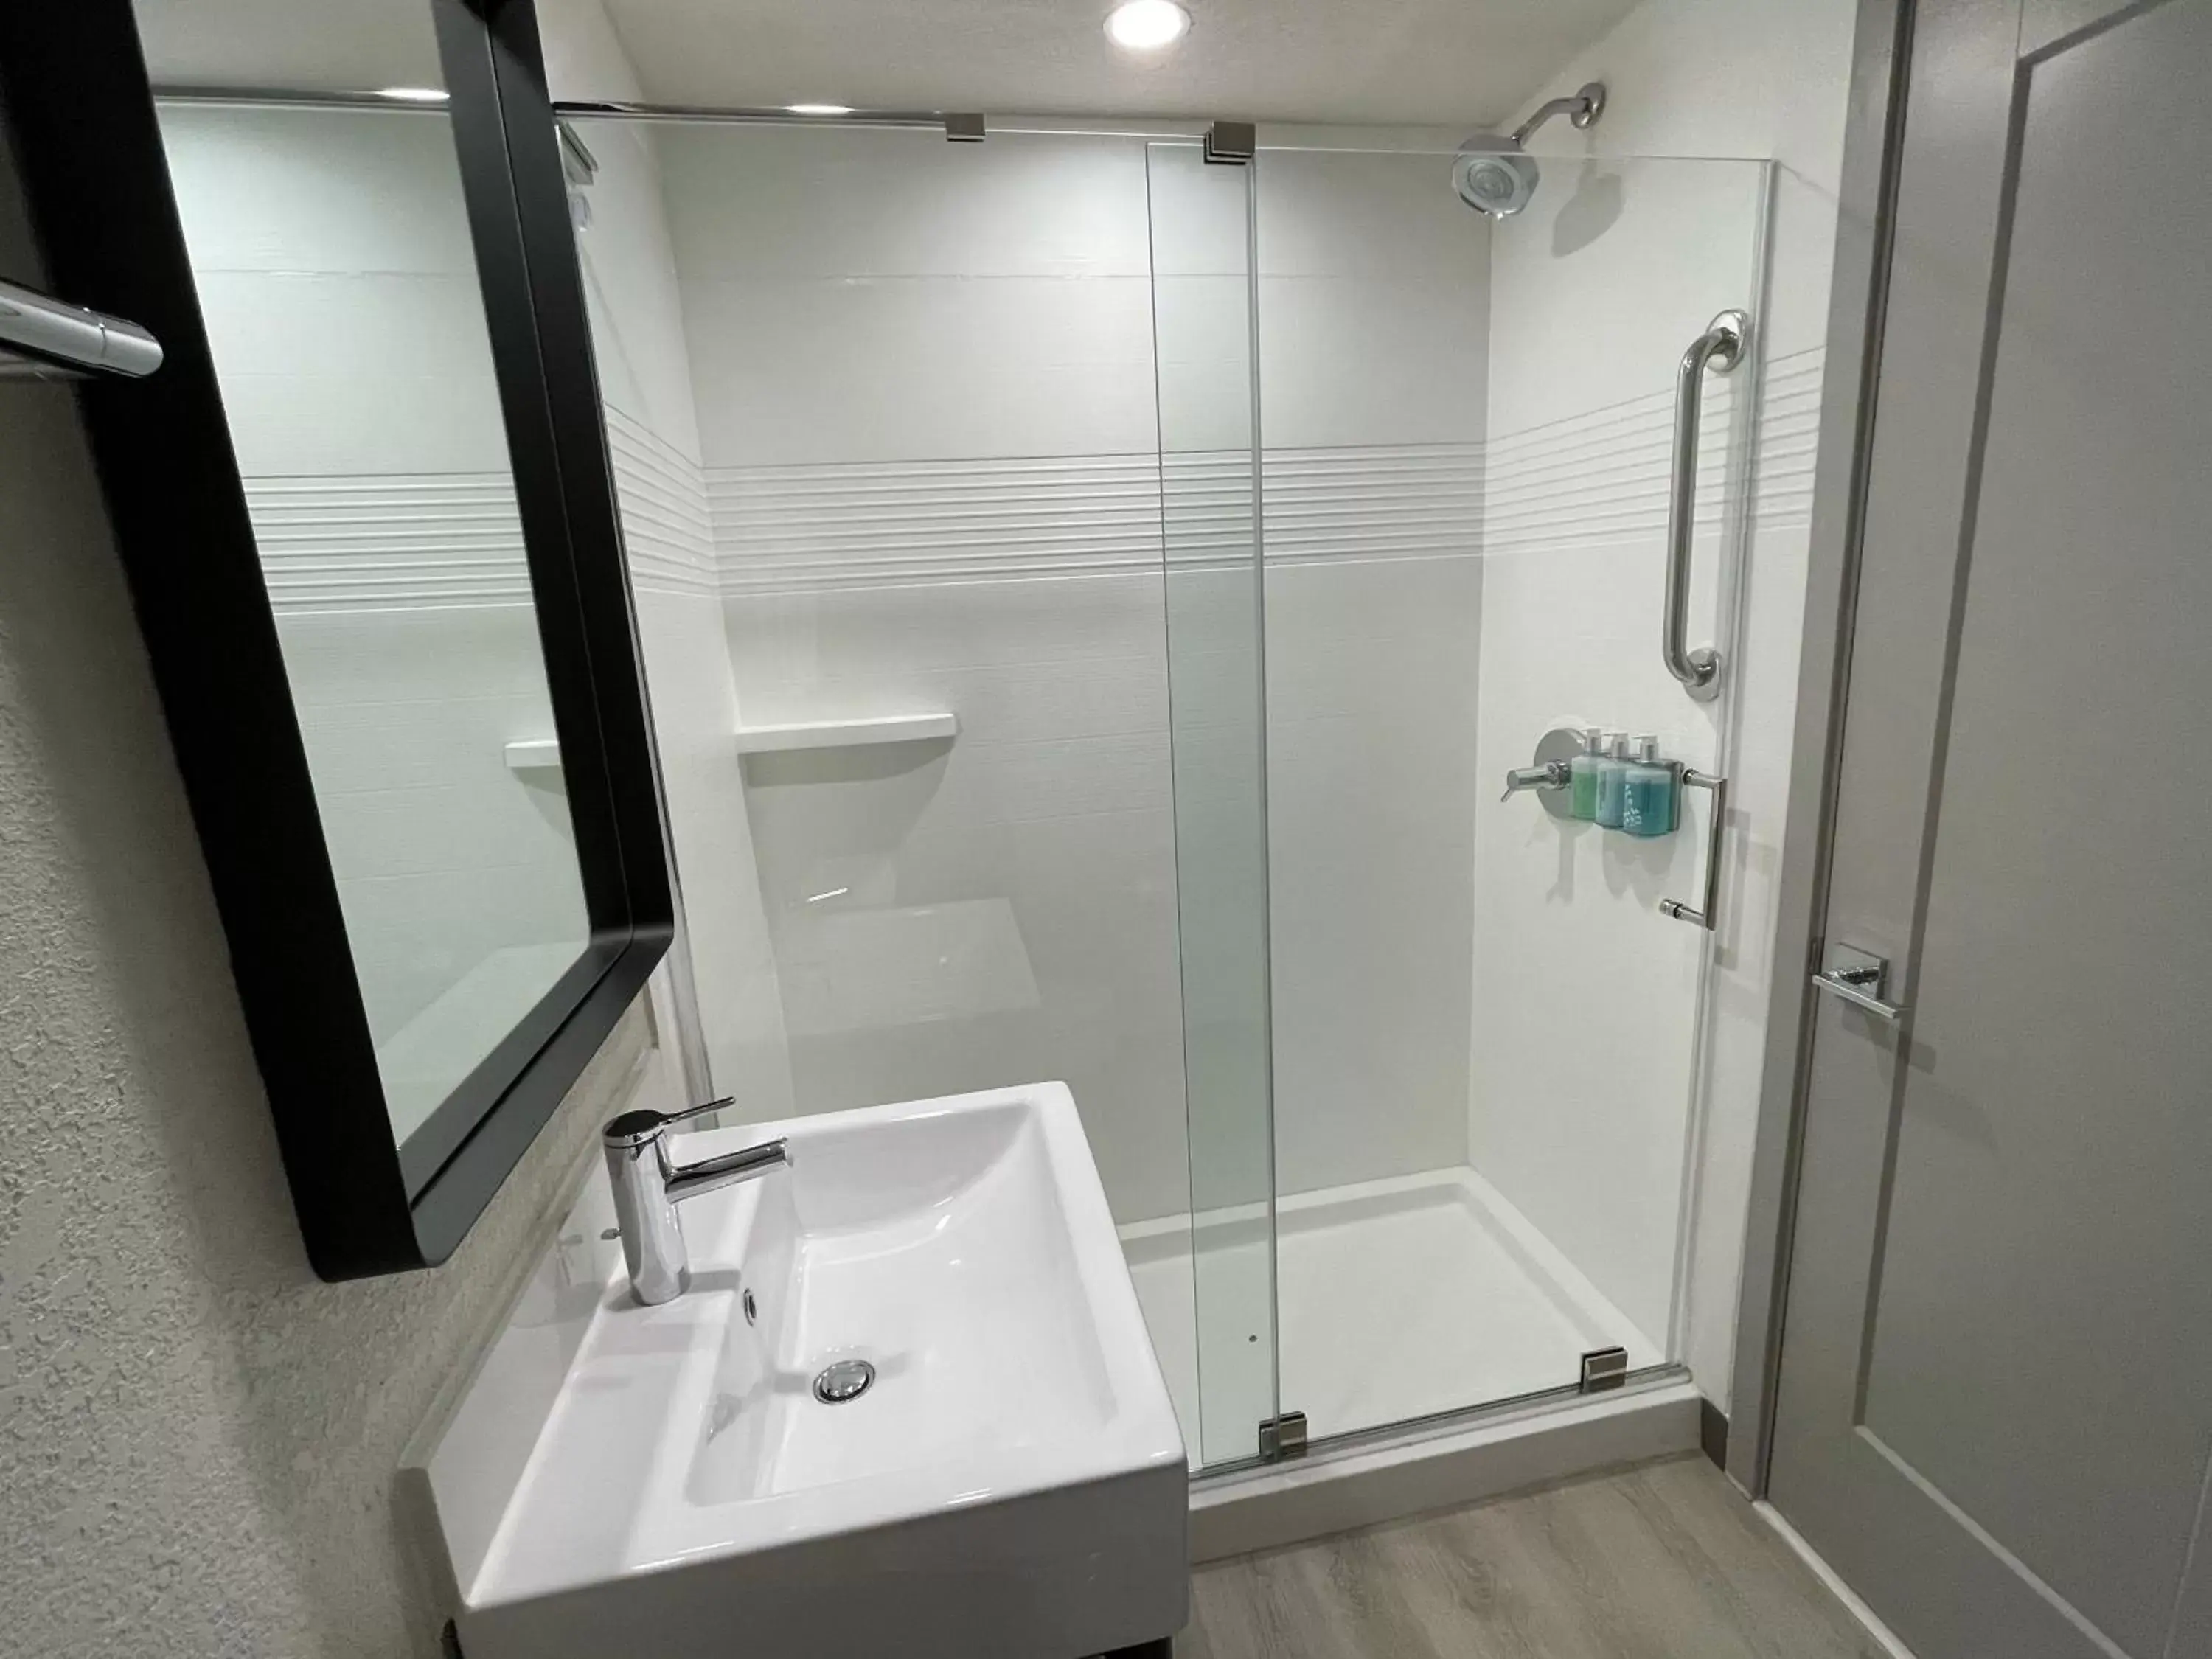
[0, 276, 162, 379]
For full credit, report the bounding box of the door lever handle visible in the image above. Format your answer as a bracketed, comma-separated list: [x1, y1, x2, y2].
[1812, 945, 1906, 1023]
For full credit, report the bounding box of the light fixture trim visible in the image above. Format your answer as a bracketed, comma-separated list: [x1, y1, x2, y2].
[375, 86, 451, 103]
[1105, 0, 1192, 52]
[785, 102, 856, 117]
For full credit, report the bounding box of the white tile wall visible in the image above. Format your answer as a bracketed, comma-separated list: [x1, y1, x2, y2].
[1495, 0, 1857, 1405]
[1251, 148, 1488, 1199]
[246, 474, 531, 612]
[1472, 151, 1779, 1354]
[725, 576, 1193, 1220]
[574, 92, 796, 1113]
[279, 605, 591, 1047]
[669, 126, 1498, 1220]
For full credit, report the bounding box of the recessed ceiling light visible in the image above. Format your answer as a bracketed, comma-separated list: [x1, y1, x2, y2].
[376, 86, 449, 103]
[1105, 0, 1191, 52]
[785, 102, 855, 117]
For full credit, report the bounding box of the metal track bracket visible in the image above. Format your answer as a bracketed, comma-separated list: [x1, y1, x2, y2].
[1258, 1409, 1309, 1460]
[1204, 119, 1256, 164]
[1579, 1347, 1630, 1394]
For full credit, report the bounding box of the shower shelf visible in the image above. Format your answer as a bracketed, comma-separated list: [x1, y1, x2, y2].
[734, 712, 959, 755]
[504, 739, 563, 771]
[508, 716, 957, 773]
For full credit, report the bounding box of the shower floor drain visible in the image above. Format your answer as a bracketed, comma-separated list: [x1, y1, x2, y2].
[812, 1359, 876, 1405]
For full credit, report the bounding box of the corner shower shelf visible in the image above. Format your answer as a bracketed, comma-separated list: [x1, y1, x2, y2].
[504, 738, 563, 771]
[507, 716, 955, 772]
[733, 713, 959, 755]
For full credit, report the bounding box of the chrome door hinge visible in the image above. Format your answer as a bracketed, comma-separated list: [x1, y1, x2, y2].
[1258, 1409, 1309, 1461]
[1579, 1347, 1629, 1394]
[1205, 119, 1256, 164]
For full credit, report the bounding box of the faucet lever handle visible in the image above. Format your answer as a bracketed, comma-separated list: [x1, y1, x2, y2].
[602, 1095, 736, 1149]
[664, 1094, 736, 1128]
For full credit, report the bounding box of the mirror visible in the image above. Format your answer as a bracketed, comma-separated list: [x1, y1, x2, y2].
[153, 95, 597, 1180]
[1, 0, 673, 1273]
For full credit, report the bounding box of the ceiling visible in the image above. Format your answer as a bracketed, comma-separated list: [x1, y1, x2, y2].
[133, 0, 446, 93]
[592, 0, 1638, 127]
[133, 0, 1640, 128]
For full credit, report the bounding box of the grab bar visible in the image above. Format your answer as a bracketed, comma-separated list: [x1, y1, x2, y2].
[1662, 309, 1747, 703]
[0, 276, 163, 380]
[1659, 768, 1727, 931]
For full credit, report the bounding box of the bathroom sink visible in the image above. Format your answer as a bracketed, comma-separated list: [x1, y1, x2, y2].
[435, 1082, 1188, 1659]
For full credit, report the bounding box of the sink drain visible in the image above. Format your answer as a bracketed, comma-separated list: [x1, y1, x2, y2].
[812, 1359, 876, 1405]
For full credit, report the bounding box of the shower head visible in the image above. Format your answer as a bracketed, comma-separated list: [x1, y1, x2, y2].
[1453, 137, 1541, 218]
[1452, 80, 1606, 220]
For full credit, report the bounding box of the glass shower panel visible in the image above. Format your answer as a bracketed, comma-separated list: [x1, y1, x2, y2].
[1251, 144, 1773, 1443]
[1145, 139, 1280, 1469]
[566, 119, 1215, 1445]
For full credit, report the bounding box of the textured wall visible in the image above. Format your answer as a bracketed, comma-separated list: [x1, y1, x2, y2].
[0, 139, 652, 1659]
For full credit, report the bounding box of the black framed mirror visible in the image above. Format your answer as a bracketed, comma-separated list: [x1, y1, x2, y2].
[0, 0, 671, 1277]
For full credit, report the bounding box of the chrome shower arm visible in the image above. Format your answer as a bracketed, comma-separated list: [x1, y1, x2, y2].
[1509, 81, 1607, 147]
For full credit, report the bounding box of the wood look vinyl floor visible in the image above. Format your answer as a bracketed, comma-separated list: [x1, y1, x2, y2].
[1178, 1455, 1885, 1659]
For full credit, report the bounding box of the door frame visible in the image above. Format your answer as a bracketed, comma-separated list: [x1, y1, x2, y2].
[1722, 0, 1913, 1496]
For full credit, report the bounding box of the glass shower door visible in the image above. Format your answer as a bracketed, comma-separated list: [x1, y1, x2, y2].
[1243, 142, 1775, 1445]
[1143, 139, 1281, 1469]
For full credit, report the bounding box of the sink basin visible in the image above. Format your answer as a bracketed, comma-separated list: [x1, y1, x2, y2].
[432, 1082, 1188, 1659]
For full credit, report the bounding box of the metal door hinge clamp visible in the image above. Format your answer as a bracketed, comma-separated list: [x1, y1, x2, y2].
[1258, 1409, 1308, 1460]
[1579, 1347, 1629, 1394]
[1205, 120, 1256, 164]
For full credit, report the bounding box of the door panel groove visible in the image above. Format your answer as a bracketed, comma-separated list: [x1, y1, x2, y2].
[2160, 1439, 2212, 1659]
[1856, 1426, 2133, 1659]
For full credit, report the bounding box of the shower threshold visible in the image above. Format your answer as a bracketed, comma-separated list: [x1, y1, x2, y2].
[1119, 1164, 1665, 1468]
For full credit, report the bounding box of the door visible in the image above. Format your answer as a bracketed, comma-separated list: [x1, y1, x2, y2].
[1242, 136, 1773, 1448]
[1768, 2, 2212, 1656]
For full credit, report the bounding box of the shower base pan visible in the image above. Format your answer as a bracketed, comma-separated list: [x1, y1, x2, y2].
[1120, 1164, 1666, 1469]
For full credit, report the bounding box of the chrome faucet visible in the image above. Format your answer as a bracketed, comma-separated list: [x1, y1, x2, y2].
[601, 1096, 792, 1306]
[1500, 759, 1569, 801]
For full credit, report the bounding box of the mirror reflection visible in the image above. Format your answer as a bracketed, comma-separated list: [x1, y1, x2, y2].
[153, 97, 594, 1165]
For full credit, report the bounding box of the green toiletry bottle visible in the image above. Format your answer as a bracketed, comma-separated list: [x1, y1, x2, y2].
[1568, 727, 1604, 821]
[1622, 734, 1677, 838]
[1595, 731, 1630, 828]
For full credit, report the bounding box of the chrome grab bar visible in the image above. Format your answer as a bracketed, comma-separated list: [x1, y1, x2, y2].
[1658, 768, 1726, 931]
[1663, 310, 1747, 702]
[0, 276, 163, 380]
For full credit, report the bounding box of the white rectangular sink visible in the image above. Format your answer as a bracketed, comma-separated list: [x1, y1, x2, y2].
[432, 1082, 1188, 1659]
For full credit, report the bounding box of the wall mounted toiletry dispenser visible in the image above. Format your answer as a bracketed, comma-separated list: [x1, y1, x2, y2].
[1568, 728, 1604, 820]
[1502, 726, 1592, 821]
[1621, 735, 1678, 837]
[1595, 732, 1631, 828]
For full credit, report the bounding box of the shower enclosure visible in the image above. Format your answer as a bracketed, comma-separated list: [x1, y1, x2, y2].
[562, 108, 1773, 1470]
